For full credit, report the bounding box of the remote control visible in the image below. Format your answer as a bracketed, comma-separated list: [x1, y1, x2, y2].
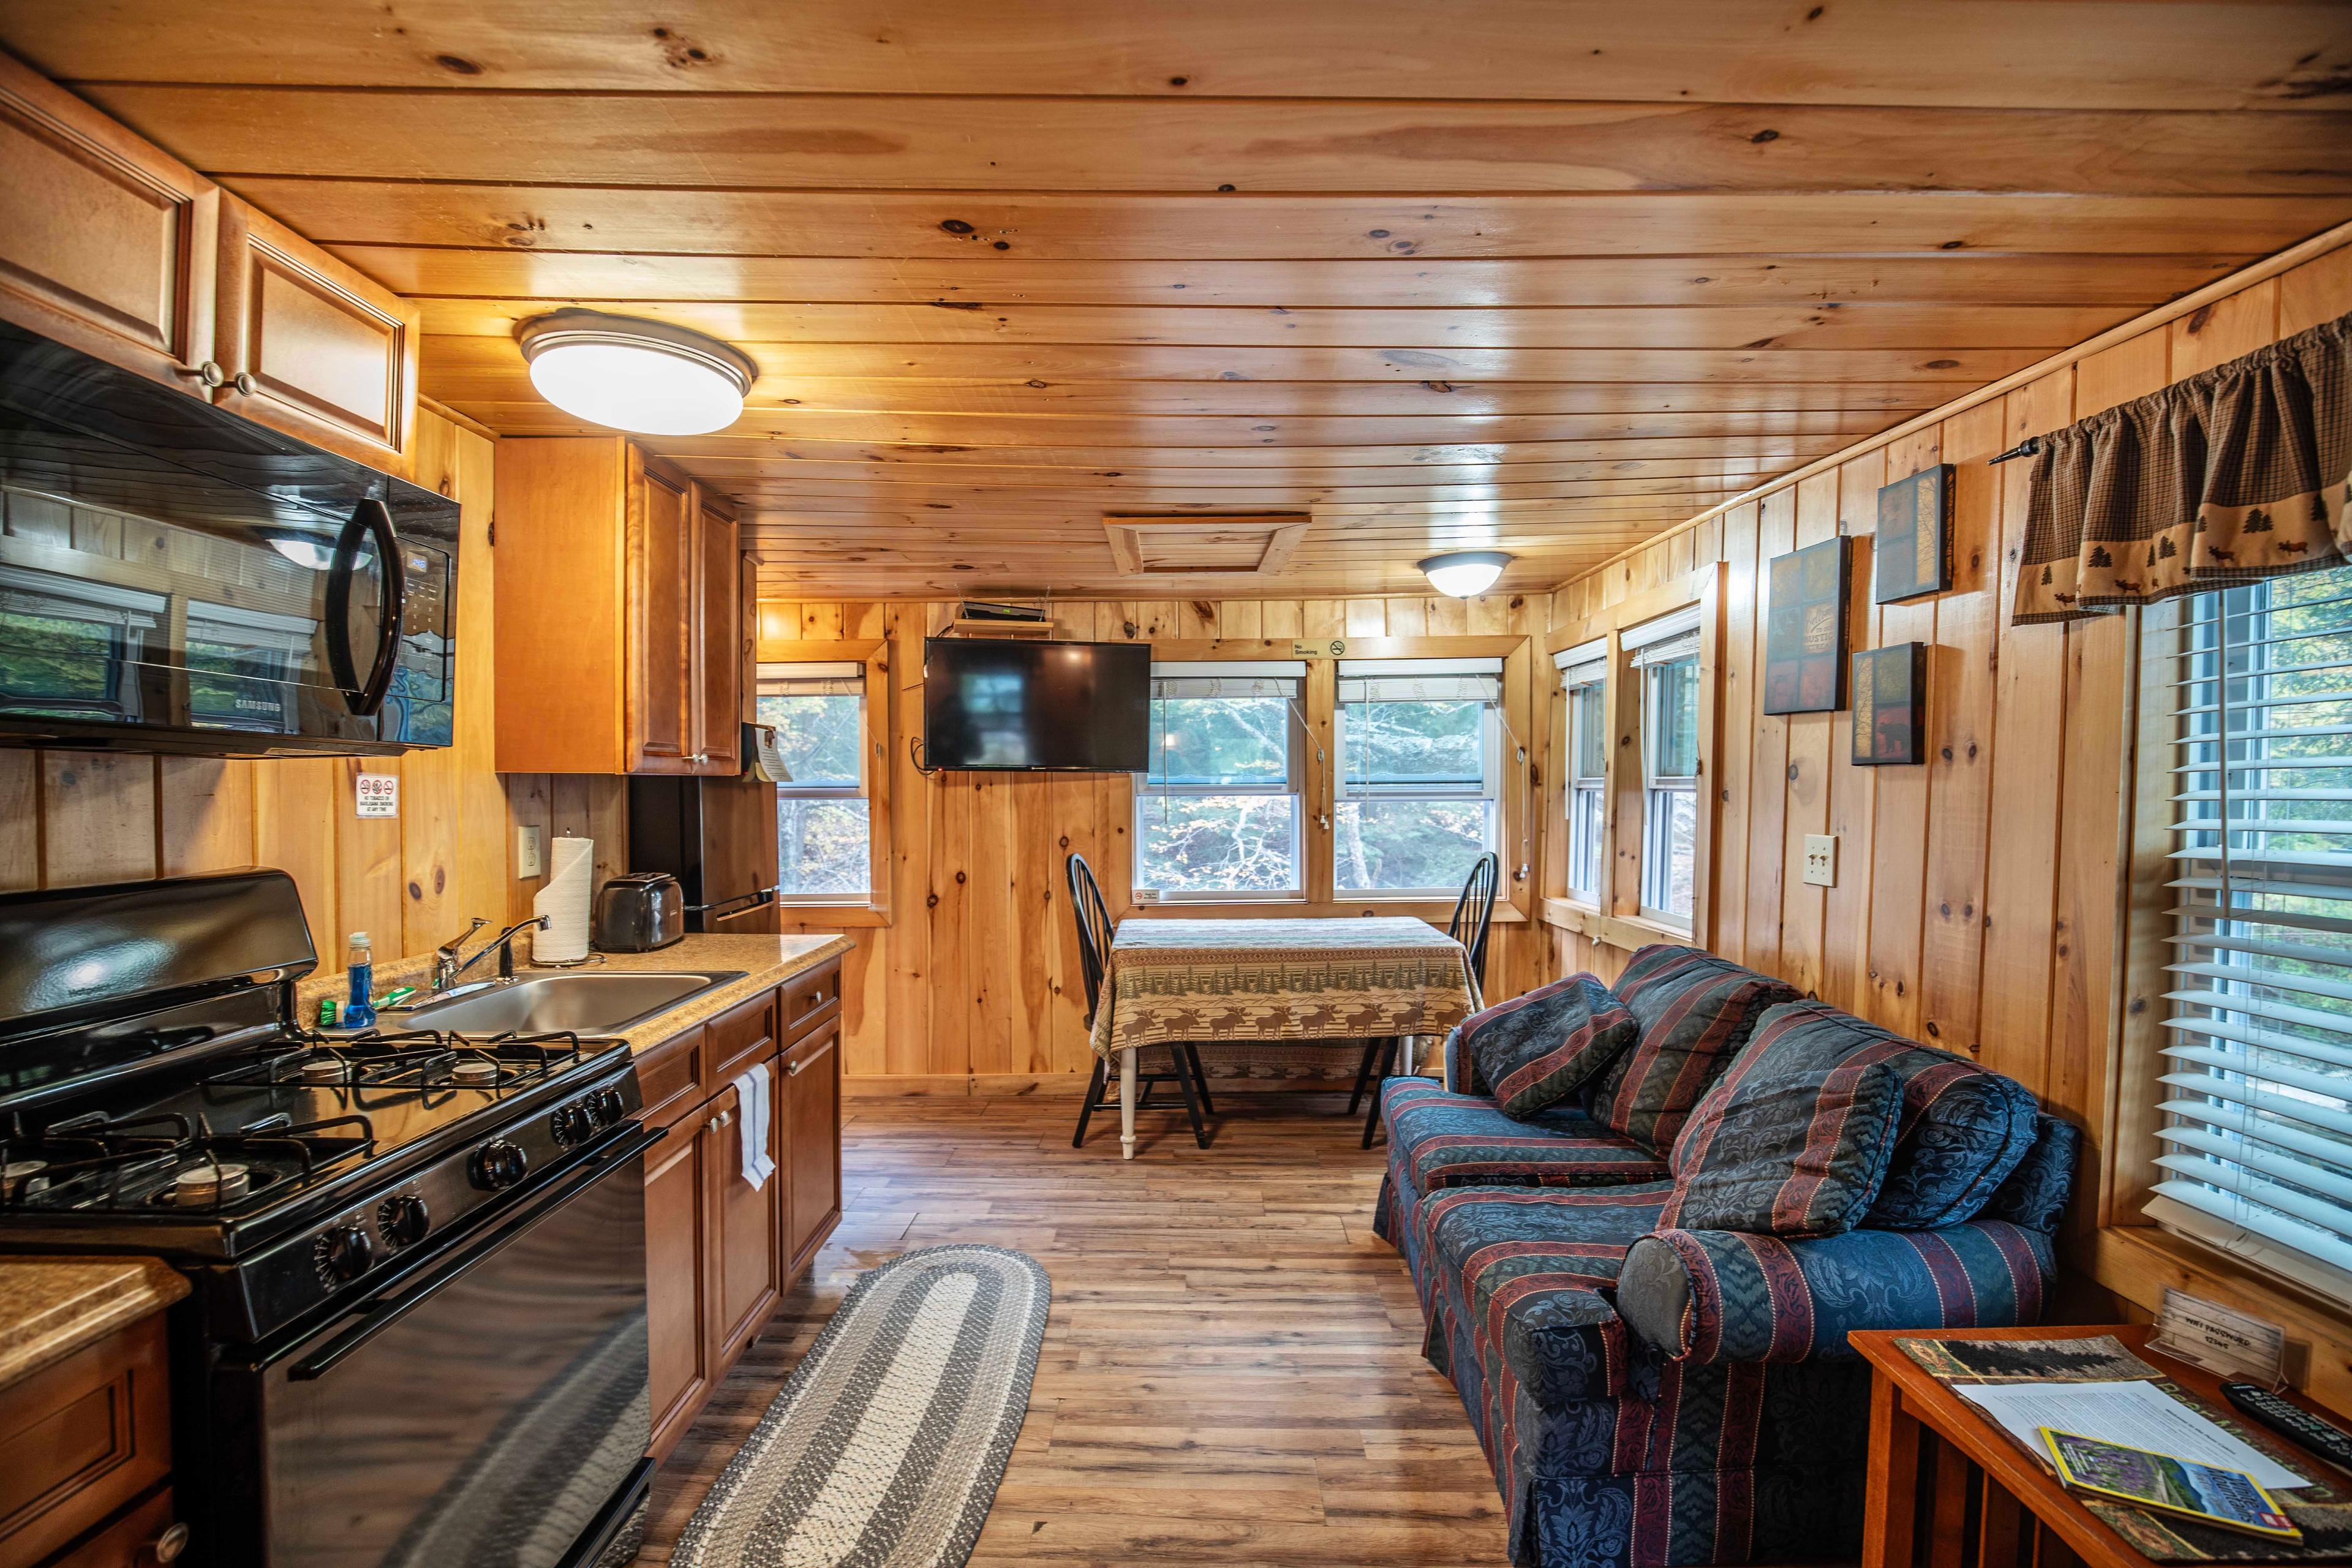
[2221, 1381, 2352, 1475]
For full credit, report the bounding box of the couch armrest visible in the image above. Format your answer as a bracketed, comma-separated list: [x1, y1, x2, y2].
[1498, 1284, 1635, 1409]
[1615, 1220, 2056, 1365]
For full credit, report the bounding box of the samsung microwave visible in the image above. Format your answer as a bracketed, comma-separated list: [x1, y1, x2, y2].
[0, 320, 459, 756]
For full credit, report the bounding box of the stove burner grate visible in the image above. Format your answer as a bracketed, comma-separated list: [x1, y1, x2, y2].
[0, 1113, 377, 1215]
[195, 1028, 589, 1093]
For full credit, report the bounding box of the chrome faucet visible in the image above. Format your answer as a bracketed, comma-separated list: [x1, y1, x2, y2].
[434, 916, 549, 990]
[431, 917, 489, 993]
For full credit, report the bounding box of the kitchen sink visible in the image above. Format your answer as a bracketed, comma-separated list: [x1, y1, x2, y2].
[387, 970, 749, 1037]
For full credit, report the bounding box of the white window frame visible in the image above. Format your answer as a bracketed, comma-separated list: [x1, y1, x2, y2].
[2144, 571, 2352, 1301]
[1134, 661, 1307, 901]
[758, 660, 872, 903]
[1332, 658, 1505, 899]
[1628, 608, 1702, 930]
[1555, 638, 1609, 906]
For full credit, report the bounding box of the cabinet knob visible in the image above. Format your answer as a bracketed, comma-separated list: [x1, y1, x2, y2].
[232, 370, 258, 396]
[141, 1523, 192, 1565]
[175, 360, 225, 389]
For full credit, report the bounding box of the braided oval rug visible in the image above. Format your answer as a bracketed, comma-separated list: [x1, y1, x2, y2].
[668, 1245, 1050, 1568]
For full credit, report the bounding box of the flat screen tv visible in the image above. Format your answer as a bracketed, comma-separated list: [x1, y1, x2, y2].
[922, 638, 1150, 771]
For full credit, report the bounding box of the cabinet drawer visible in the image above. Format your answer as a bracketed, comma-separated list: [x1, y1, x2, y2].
[781, 962, 841, 1042]
[634, 1024, 706, 1132]
[706, 989, 777, 1082]
[50, 1488, 177, 1568]
[0, 1314, 171, 1568]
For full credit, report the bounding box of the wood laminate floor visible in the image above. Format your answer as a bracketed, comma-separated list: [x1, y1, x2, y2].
[632, 1090, 1512, 1567]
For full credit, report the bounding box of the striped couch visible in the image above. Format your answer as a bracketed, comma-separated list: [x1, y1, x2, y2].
[1373, 947, 2079, 1568]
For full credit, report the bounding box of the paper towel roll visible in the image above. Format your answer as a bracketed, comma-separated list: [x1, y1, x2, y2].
[533, 835, 595, 963]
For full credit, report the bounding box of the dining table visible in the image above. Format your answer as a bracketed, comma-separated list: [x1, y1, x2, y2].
[1084, 915, 1481, 1158]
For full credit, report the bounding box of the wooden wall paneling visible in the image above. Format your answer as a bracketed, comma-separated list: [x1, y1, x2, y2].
[1862, 428, 1941, 1036]
[0, 752, 36, 889]
[157, 756, 252, 877]
[503, 772, 552, 925]
[2280, 244, 2352, 337]
[1821, 450, 1885, 1014]
[39, 752, 155, 887]
[399, 411, 464, 952]
[252, 758, 337, 948]
[336, 756, 404, 951]
[1743, 491, 1796, 973]
[2168, 279, 2280, 379]
[1976, 371, 2076, 1098]
[1013, 774, 1060, 1072]
[883, 610, 934, 1077]
[1916, 400, 2005, 1057]
[1778, 470, 1842, 996]
[1712, 504, 1757, 967]
[450, 422, 508, 927]
[930, 685, 974, 1080]
[965, 772, 1013, 1075]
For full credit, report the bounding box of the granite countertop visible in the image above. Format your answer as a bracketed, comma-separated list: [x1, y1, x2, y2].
[296, 933, 853, 1054]
[0, 1256, 188, 1390]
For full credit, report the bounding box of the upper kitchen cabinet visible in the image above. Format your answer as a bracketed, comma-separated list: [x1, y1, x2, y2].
[213, 195, 418, 478]
[0, 49, 216, 391]
[495, 435, 744, 776]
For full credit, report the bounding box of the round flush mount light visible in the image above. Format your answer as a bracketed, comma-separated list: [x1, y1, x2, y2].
[1419, 550, 1513, 598]
[515, 310, 758, 435]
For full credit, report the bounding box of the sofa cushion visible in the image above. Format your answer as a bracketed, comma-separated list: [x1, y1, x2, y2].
[1589, 945, 1803, 1151]
[1460, 973, 1640, 1120]
[1384, 1079, 1670, 1198]
[1723, 1001, 2040, 1229]
[1978, 1115, 2081, 1235]
[1661, 1057, 1904, 1237]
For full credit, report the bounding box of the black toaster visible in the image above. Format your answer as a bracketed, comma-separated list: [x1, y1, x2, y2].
[592, 873, 684, 952]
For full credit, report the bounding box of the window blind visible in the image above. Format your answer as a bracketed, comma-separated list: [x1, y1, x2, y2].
[1336, 656, 1502, 704]
[756, 660, 864, 698]
[1151, 659, 1305, 699]
[1554, 636, 1607, 688]
[2150, 567, 2352, 1297]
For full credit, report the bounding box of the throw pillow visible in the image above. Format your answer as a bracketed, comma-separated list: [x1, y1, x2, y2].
[1587, 945, 1802, 1151]
[1461, 973, 1638, 1120]
[1660, 1057, 1904, 1237]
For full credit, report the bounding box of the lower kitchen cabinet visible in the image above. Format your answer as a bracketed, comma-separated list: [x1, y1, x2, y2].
[640, 959, 841, 1462]
[0, 1312, 180, 1568]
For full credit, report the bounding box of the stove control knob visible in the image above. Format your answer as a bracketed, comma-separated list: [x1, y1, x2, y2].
[591, 1087, 627, 1125]
[318, 1224, 374, 1283]
[469, 1139, 528, 1191]
[551, 1104, 595, 1145]
[377, 1194, 430, 1247]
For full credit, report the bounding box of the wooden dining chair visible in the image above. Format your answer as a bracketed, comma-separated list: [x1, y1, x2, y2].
[1352, 851, 1499, 1148]
[1066, 852, 1215, 1150]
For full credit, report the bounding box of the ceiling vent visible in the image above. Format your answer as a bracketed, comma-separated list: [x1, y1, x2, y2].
[1102, 513, 1310, 577]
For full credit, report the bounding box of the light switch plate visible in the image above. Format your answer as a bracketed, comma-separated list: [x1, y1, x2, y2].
[516, 824, 545, 879]
[1802, 833, 1838, 888]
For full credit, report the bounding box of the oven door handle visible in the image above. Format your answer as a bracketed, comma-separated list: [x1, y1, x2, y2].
[287, 1122, 663, 1382]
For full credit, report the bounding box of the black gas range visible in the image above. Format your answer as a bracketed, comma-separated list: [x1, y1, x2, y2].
[0, 871, 658, 1568]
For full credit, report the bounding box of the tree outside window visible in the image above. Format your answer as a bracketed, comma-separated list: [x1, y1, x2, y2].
[1134, 665, 1303, 896]
[756, 663, 869, 899]
[1335, 660, 1502, 896]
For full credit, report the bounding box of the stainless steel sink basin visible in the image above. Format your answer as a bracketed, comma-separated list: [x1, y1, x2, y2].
[388, 970, 748, 1037]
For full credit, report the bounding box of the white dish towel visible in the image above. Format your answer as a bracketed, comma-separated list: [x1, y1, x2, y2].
[733, 1063, 775, 1190]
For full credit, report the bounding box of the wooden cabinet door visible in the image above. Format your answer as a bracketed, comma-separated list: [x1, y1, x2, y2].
[0, 51, 216, 390]
[0, 1313, 173, 1568]
[783, 1018, 842, 1275]
[214, 196, 417, 476]
[643, 1120, 711, 1461]
[690, 492, 742, 776]
[706, 1079, 784, 1368]
[628, 450, 695, 772]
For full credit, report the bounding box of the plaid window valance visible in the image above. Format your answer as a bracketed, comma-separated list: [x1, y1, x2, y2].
[2013, 309, 2352, 626]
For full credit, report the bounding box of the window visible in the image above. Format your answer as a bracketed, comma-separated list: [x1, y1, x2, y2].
[2148, 565, 2352, 1297]
[757, 662, 870, 899]
[1555, 638, 1608, 903]
[1330, 658, 1502, 896]
[1135, 662, 1305, 897]
[1629, 608, 1700, 927]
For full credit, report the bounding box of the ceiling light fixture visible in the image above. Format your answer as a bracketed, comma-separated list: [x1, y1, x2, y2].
[1418, 550, 1513, 598]
[515, 310, 758, 435]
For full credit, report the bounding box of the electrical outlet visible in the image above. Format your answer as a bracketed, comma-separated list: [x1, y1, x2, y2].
[516, 824, 545, 879]
[1802, 833, 1838, 888]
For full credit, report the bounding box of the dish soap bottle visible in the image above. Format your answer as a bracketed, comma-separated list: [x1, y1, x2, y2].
[344, 932, 376, 1030]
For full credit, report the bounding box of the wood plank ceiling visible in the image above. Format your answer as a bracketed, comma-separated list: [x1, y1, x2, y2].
[5, 1, 2349, 599]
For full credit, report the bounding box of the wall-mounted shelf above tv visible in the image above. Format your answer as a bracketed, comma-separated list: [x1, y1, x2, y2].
[941, 618, 1059, 638]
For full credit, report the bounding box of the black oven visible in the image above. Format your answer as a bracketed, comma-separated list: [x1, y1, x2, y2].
[208, 1123, 660, 1568]
[0, 318, 458, 755]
